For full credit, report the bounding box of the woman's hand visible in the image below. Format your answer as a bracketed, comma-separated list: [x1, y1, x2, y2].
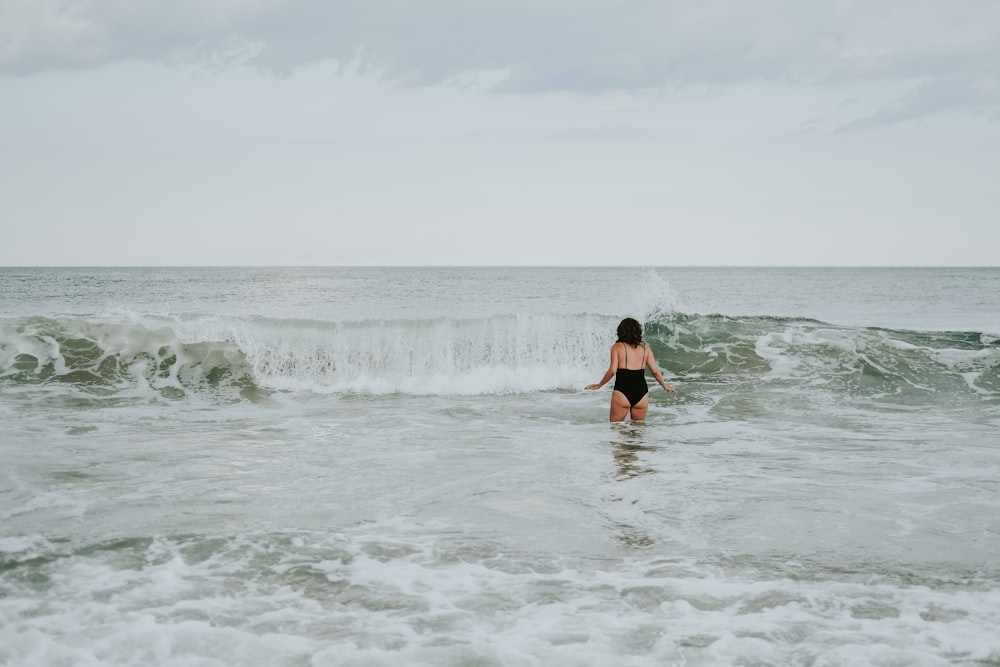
[662, 383, 677, 392]
[585, 383, 601, 390]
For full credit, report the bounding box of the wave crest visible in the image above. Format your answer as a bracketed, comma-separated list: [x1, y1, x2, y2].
[647, 314, 1000, 400]
[0, 313, 615, 398]
[1, 316, 255, 400]
[2, 312, 997, 402]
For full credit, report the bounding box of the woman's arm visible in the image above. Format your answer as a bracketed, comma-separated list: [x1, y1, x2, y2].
[644, 344, 677, 392]
[585, 344, 620, 390]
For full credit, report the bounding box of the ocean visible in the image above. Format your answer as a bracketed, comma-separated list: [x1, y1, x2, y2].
[1, 266, 998, 666]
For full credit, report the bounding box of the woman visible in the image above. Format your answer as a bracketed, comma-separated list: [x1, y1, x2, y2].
[586, 317, 676, 422]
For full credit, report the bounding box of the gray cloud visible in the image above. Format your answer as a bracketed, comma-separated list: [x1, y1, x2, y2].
[839, 73, 1000, 131]
[2, 0, 998, 123]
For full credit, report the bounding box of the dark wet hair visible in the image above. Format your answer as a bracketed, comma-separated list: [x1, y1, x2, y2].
[616, 318, 643, 346]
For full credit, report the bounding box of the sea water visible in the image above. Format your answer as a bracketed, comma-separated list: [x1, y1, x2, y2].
[1, 266, 998, 666]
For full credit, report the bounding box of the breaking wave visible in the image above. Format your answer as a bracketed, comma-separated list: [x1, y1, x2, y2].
[1, 311, 998, 402]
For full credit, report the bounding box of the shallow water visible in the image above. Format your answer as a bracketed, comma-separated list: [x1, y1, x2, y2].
[2, 267, 999, 666]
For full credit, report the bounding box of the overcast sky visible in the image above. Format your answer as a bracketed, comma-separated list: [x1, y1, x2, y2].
[2, 0, 998, 266]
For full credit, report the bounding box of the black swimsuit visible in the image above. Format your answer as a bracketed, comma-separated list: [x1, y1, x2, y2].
[613, 344, 649, 407]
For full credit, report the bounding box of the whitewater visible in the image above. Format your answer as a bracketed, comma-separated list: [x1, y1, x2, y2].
[1, 266, 999, 666]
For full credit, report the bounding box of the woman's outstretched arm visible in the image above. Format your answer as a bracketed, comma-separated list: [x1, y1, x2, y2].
[586, 344, 619, 390]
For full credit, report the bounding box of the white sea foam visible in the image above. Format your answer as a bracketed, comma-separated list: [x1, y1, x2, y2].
[2, 527, 998, 667]
[220, 313, 613, 395]
[0, 482, 87, 523]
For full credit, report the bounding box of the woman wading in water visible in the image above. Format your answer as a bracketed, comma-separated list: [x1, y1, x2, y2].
[586, 318, 676, 422]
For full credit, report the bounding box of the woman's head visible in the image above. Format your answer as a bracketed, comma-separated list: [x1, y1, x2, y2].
[616, 318, 643, 346]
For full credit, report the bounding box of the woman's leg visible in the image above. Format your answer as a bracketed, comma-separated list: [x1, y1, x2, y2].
[628, 394, 650, 421]
[610, 390, 632, 422]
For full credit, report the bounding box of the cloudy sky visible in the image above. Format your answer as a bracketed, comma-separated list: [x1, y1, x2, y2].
[2, 0, 998, 266]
